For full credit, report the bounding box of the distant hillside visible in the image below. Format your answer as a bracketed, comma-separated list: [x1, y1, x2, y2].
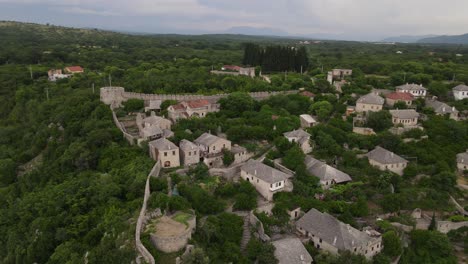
[225, 26, 289, 37]
[418, 33, 468, 44]
[381, 35, 439, 43]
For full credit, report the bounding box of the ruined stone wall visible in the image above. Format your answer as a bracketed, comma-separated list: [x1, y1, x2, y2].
[111, 108, 136, 145]
[437, 221, 468, 234]
[150, 215, 196, 253]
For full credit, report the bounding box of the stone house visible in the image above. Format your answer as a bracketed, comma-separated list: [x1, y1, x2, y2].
[425, 98, 459, 120]
[327, 69, 352, 84]
[231, 145, 251, 164]
[241, 160, 291, 201]
[299, 91, 316, 100]
[453, 84, 468, 101]
[168, 99, 219, 121]
[194, 133, 231, 167]
[272, 237, 313, 264]
[457, 150, 468, 171]
[47, 69, 70, 81]
[385, 92, 414, 107]
[355, 93, 384, 112]
[389, 109, 419, 127]
[179, 139, 200, 166]
[366, 146, 408, 175]
[284, 129, 312, 153]
[304, 155, 352, 189]
[300, 114, 318, 128]
[296, 209, 382, 259]
[136, 112, 172, 141]
[396, 83, 427, 98]
[149, 138, 180, 168]
[144, 100, 162, 112]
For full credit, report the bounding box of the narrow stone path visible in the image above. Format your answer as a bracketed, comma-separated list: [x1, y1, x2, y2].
[240, 214, 251, 252]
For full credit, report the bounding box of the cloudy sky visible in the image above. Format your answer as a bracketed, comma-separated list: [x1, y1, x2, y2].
[1, 0, 467, 41]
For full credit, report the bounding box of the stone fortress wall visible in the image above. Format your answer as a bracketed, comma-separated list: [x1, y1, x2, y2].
[150, 215, 196, 253]
[100, 86, 298, 107]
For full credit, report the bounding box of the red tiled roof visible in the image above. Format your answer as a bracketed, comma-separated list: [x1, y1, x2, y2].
[271, 115, 279, 120]
[186, 99, 210, 109]
[171, 103, 185, 110]
[386, 92, 414, 101]
[300, 91, 315, 97]
[223, 65, 241, 71]
[65, 66, 84, 72]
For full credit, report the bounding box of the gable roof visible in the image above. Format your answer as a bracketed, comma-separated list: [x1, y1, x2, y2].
[300, 91, 316, 98]
[457, 151, 468, 166]
[149, 138, 178, 151]
[389, 109, 419, 119]
[65, 66, 84, 72]
[425, 99, 458, 114]
[396, 83, 427, 91]
[296, 209, 377, 251]
[357, 93, 384, 105]
[453, 84, 468, 91]
[231, 145, 247, 154]
[386, 92, 414, 101]
[186, 99, 210, 109]
[241, 160, 289, 184]
[304, 156, 352, 184]
[366, 146, 407, 164]
[284, 128, 311, 138]
[300, 114, 317, 123]
[272, 237, 313, 264]
[143, 115, 170, 125]
[194, 133, 228, 147]
[179, 139, 198, 151]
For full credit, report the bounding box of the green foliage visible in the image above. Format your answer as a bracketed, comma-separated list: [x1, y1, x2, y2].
[246, 238, 278, 264]
[310, 101, 333, 121]
[178, 183, 225, 214]
[122, 98, 144, 112]
[181, 248, 210, 264]
[222, 149, 235, 166]
[233, 180, 257, 211]
[0, 158, 16, 185]
[282, 145, 306, 170]
[243, 43, 309, 72]
[366, 111, 393, 132]
[400, 230, 457, 264]
[382, 231, 402, 257]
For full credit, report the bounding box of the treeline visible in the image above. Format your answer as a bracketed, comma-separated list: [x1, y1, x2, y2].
[242, 43, 309, 73]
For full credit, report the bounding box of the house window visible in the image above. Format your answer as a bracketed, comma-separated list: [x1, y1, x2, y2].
[319, 238, 322, 243]
[164, 152, 168, 157]
[257, 179, 259, 183]
[365, 250, 368, 254]
[354, 248, 357, 252]
[189, 151, 191, 156]
[172, 151, 176, 155]
[223, 144, 226, 148]
[194, 151, 197, 155]
[213, 146, 216, 150]
[270, 184, 273, 188]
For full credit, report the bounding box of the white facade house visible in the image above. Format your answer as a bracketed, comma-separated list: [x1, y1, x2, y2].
[425, 98, 459, 120]
[296, 209, 382, 259]
[453, 85, 468, 101]
[389, 109, 420, 127]
[355, 93, 385, 112]
[284, 129, 312, 154]
[300, 114, 318, 128]
[457, 150, 468, 171]
[304, 155, 352, 189]
[366, 146, 408, 175]
[240, 160, 291, 201]
[179, 139, 200, 166]
[194, 133, 231, 167]
[396, 83, 427, 98]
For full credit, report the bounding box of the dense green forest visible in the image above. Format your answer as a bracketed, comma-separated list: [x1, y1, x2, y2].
[242, 43, 309, 72]
[0, 21, 467, 263]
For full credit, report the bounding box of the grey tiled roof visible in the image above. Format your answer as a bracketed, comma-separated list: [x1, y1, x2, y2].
[272, 237, 313, 264]
[389, 109, 420, 119]
[296, 209, 376, 251]
[425, 99, 458, 114]
[457, 152, 468, 165]
[453, 84, 468, 91]
[304, 156, 352, 183]
[357, 93, 384, 105]
[366, 146, 407, 164]
[396, 83, 427, 91]
[241, 160, 289, 184]
[194, 133, 226, 146]
[149, 138, 178, 151]
[284, 128, 311, 138]
[231, 145, 247, 154]
[179, 139, 198, 151]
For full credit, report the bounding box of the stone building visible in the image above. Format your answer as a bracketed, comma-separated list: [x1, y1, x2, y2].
[241, 160, 291, 201]
[272, 237, 313, 264]
[148, 212, 196, 253]
[366, 146, 408, 175]
[457, 150, 468, 171]
[304, 155, 352, 189]
[355, 93, 384, 112]
[64, 66, 84, 74]
[179, 139, 200, 166]
[385, 92, 414, 107]
[194, 133, 231, 167]
[396, 83, 427, 98]
[149, 138, 180, 168]
[425, 98, 459, 120]
[453, 84, 468, 101]
[389, 109, 419, 127]
[231, 145, 251, 164]
[136, 112, 172, 141]
[168, 99, 219, 121]
[300, 114, 318, 128]
[327, 69, 352, 84]
[284, 129, 312, 153]
[296, 209, 382, 259]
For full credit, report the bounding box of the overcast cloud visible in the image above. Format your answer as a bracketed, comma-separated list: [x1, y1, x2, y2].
[0, 0, 467, 41]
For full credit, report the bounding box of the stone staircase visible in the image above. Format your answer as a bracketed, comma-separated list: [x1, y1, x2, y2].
[240, 215, 251, 252]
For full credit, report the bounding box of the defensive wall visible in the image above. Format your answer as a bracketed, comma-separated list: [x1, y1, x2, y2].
[100, 86, 298, 107]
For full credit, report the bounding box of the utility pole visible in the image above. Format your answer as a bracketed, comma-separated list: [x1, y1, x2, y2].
[452, 74, 456, 82]
[29, 65, 33, 79]
[301, 65, 303, 75]
[403, 72, 407, 82]
[92, 83, 95, 94]
[108, 74, 112, 87]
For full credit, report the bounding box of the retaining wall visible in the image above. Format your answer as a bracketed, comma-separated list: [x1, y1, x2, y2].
[111, 108, 136, 145]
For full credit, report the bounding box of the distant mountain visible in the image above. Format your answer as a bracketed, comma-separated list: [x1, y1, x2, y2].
[417, 33, 468, 44]
[381, 35, 439, 43]
[225, 26, 289, 37]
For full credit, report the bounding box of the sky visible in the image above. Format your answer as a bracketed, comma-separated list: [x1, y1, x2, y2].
[1, 0, 468, 41]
